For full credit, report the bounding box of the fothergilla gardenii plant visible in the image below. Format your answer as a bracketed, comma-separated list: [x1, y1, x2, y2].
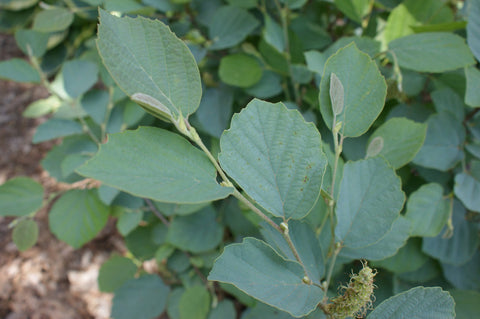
[1, 0, 480, 318]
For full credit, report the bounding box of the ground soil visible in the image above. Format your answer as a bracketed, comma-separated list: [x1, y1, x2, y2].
[0, 33, 122, 319]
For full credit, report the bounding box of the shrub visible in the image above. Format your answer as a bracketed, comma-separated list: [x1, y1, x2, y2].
[1, 0, 480, 318]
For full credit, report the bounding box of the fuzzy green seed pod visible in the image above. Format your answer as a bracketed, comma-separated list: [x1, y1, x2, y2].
[326, 262, 376, 319]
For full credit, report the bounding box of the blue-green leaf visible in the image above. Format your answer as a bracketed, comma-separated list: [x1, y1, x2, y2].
[422, 200, 479, 266]
[413, 112, 465, 171]
[49, 189, 109, 248]
[97, 9, 201, 119]
[367, 287, 455, 319]
[467, 0, 480, 61]
[166, 206, 224, 253]
[12, 219, 39, 251]
[208, 238, 323, 318]
[335, 157, 405, 248]
[319, 43, 387, 137]
[454, 173, 480, 213]
[98, 255, 137, 293]
[388, 33, 475, 73]
[219, 99, 327, 220]
[0, 177, 43, 217]
[209, 6, 259, 50]
[405, 183, 450, 237]
[366, 117, 427, 169]
[111, 275, 170, 319]
[77, 127, 233, 203]
[0, 58, 40, 83]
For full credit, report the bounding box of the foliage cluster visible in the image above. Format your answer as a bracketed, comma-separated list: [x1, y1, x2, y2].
[1, 0, 480, 318]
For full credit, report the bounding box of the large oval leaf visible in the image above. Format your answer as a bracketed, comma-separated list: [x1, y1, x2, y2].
[319, 43, 387, 137]
[388, 32, 475, 73]
[366, 117, 427, 169]
[49, 189, 110, 248]
[97, 9, 201, 119]
[0, 177, 43, 217]
[219, 99, 327, 220]
[77, 127, 233, 203]
[335, 157, 405, 248]
[208, 238, 323, 318]
[367, 287, 455, 319]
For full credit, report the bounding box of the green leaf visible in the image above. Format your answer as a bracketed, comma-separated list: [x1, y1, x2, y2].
[324, 36, 381, 58]
[404, 183, 450, 237]
[209, 6, 259, 50]
[23, 95, 62, 118]
[226, 0, 257, 8]
[125, 224, 158, 260]
[80, 90, 109, 125]
[60, 60, 98, 98]
[111, 275, 169, 319]
[167, 287, 186, 319]
[339, 216, 410, 261]
[179, 286, 211, 319]
[154, 201, 209, 217]
[32, 119, 83, 144]
[219, 54, 262, 88]
[305, 51, 326, 75]
[319, 43, 387, 137]
[195, 87, 233, 138]
[280, 0, 308, 9]
[0, 0, 38, 10]
[467, 0, 480, 61]
[261, 220, 324, 283]
[388, 33, 475, 73]
[335, 157, 405, 248]
[366, 117, 426, 169]
[264, 14, 285, 52]
[431, 87, 465, 122]
[410, 21, 467, 33]
[373, 238, 428, 274]
[454, 173, 480, 213]
[97, 9, 201, 119]
[166, 206, 224, 253]
[48, 189, 109, 248]
[442, 251, 480, 290]
[422, 200, 479, 266]
[77, 127, 233, 203]
[450, 290, 480, 318]
[14, 29, 49, 57]
[98, 255, 137, 293]
[0, 58, 40, 83]
[12, 219, 39, 251]
[219, 99, 327, 220]
[334, 0, 371, 23]
[412, 112, 465, 171]
[0, 177, 43, 217]
[367, 287, 455, 319]
[242, 302, 326, 318]
[32, 8, 74, 32]
[208, 238, 323, 318]
[42, 136, 98, 183]
[208, 300, 236, 319]
[465, 66, 480, 107]
[117, 211, 143, 236]
[245, 70, 283, 99]
[383, 0, 454, 44]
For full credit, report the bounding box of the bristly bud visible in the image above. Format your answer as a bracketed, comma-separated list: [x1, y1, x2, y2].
[326, 261, 376, 319]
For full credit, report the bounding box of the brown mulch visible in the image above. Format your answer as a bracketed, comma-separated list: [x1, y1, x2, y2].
[0, 34, 121, 319]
